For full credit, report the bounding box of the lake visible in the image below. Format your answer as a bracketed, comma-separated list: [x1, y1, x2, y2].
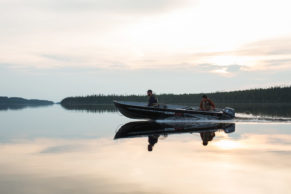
[0, 105, 291, 194]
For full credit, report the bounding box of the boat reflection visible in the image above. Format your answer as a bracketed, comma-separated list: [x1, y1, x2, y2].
[114, 121, 235, 151]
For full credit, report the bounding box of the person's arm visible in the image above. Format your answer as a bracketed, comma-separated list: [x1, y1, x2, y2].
[209, 99, 215, 109]
[199, 101, 203, 110]
[148, 96, 154, 106]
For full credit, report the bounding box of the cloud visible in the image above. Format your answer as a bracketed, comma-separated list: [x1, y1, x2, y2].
[0, 0, 290, 73]
[235, 37, 291, 56]
[1, 0, 192, 14]
[241, 59, 291, 72]
[227, 65, 242, 72]
[196, 64, 242, 78]
[187, 64, 242, 77]
[209, 65, 243, 78]
[227, 36, 291, 71]
[41, 54, 76, 62]
[184, 36, 291, 73]
[54, 0, 192, 14]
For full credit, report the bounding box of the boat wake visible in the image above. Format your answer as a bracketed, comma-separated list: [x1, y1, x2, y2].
[156, 113, 291, 124]
[234, 116, 291, 123]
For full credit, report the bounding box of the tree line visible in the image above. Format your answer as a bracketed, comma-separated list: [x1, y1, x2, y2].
[61, 86, 291, 106]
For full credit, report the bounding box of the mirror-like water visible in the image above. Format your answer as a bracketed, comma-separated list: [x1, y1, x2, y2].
[0, 105, 291, 194]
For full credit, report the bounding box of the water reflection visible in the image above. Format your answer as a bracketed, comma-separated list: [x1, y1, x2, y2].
[61, 104, 116, 113]
[115, 121, 235, 151]
[200, 131, 215, 146]
[0, 104, 53, 111]
[1, 106, 291, 194]
[148, 135, 160, 151]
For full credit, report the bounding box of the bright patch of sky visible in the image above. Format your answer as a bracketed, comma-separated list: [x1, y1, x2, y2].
[0, 0, 291, 101]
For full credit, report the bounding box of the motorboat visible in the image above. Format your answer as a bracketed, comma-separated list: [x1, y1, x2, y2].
[113, 101, 235, 120]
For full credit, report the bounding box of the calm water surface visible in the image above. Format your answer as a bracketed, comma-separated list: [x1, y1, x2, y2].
[0, 105, 291, 194]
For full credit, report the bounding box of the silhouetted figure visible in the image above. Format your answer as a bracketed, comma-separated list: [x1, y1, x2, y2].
[200, 95, 215, 111]
[147, 89, 158, 106]
[148, 134, 160, 151]
[200, 131, 215, 146]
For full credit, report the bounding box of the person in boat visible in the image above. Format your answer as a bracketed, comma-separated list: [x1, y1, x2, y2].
[147, 89, 158, 106]
[148, 134, 160, 152]
[200, 95, 215, 111]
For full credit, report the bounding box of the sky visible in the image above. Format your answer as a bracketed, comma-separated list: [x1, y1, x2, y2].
[1, 0, 291, 102]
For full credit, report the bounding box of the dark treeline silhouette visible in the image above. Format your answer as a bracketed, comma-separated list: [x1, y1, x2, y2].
[0, 97, 54, 110]
[61, 95, 147, 106]
[61, 86, 291, 105]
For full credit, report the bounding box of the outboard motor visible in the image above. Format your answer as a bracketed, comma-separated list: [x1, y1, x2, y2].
[222, 107, 235, 119]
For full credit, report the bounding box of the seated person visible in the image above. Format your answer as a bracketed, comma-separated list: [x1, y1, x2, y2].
[200, 95, 215, 111]
[147, 89, 158, 106]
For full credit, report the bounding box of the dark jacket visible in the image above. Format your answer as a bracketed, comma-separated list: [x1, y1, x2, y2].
[148, 95, 158, 106]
